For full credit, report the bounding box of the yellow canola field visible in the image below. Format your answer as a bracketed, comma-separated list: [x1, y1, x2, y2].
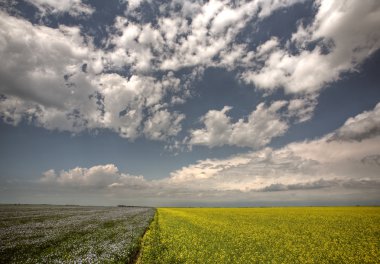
[138, 207, 380, 264]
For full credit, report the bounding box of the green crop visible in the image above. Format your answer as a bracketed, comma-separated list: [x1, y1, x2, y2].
[0, 205, 155, 263]
[138, 207, 380, 264]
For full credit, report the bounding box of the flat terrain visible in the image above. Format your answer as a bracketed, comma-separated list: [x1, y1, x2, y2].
[0, 205, 155, 263]
[2, 206, 379, 263]
[138, 207, 380, 264]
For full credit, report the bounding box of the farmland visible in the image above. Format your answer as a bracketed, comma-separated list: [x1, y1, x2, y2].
[1, 206, 379, 263]
[0, 205, 155, 263]
[138, 207, 380, 264]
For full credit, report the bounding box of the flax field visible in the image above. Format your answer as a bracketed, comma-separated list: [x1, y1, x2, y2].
[0, 205, 155, 263]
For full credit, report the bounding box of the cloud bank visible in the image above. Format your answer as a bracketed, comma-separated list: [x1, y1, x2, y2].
[39, 104, 380, 203]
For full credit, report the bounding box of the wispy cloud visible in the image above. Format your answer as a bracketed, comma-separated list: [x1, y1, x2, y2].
[27, 0, 94, 17]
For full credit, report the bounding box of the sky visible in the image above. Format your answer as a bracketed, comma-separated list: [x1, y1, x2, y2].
[0, 0, 379, 206]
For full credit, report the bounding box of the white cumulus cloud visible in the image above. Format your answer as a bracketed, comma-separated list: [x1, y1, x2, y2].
[0, 12, 184, 141]
[242, 0, 380, 93]
[41, 164, 148, 189]
[189, 99, 315, 148]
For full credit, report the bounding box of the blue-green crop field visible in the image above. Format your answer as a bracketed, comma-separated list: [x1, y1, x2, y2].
[0, 205, 155, 263]
[1, 205, 379, 263]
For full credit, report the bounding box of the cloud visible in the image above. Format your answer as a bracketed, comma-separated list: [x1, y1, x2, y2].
[331, 102, 380, 141]
[41, 164, 148, 189]
[0, 14, 95, 108]
[26, 0, 94, 16]
[168, 155, 252, 183]
[189, 99, 317, 149]
[261, 179, 338, 192]
[143, 109, 185, 141]
[95, 72, 182, 140]
[39, 134, 380, 198]
[189, 105, 233, 148]
[171, 105, 380, 194]
[242, 0, 380, 93]
[1, 0, 379, 148]
[0, 12, 100, 132]
[170, 136, 380, 193]
[361, 155, 380, 166]
[189, 101, 289, 148]
[287, 94, 318, 123]
[108, 0, 305, 73]
[37, 105, 380, 204]
[126, 0, 144, 11]
[261, 178, 380, 192]
[0, 12, 184, 141]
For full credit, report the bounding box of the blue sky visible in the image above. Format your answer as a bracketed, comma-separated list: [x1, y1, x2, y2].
[0, 0, 379, 206]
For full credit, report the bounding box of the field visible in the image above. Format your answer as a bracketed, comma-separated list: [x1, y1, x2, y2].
[0, 205, 155, 263]
[138, 207, 380, 264]
[1, 206, 379, 263]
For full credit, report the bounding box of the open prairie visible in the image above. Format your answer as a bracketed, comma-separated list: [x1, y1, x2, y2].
[0, 205, 155, 263]
[138, 207, 380, 264]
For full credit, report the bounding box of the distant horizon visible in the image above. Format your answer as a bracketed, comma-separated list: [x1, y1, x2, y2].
[2, 202, 380, 208]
